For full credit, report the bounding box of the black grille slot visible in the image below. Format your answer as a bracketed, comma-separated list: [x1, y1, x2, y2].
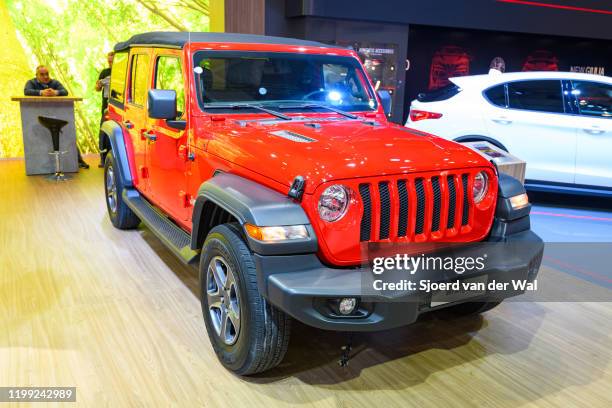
[447, 175, 456, 229]
[461, 174, 470, 226]
[415, 178, 426, 235]
[359, 184, 372, 241]
[397, 180, 409, 237]
[378, 182, 391, 240]
[431, 177, 441, 232]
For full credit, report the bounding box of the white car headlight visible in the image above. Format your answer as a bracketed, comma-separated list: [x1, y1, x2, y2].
[473, 171, 489, 204]
[318, 184, 349, 222]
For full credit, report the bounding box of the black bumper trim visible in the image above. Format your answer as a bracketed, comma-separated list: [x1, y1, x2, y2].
[254, 230, 544, 332]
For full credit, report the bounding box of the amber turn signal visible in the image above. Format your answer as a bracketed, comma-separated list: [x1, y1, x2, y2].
[244, 224, 309, 242]
[509, 193, 529, 210]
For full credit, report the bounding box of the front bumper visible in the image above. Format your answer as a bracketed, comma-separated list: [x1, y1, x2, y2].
[254, 230, 544, 332]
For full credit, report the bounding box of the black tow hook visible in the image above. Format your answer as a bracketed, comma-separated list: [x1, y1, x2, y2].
[338, 332, 354, 367]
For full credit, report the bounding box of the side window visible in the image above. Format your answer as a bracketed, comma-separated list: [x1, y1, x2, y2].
[128, 53, 150, 106]
[484, 84, 506, 107]
[155, 56, 185, 116]
[109, 51, 128, 104]
[571, 81, 612, 118]
[507, 80, 564, 113]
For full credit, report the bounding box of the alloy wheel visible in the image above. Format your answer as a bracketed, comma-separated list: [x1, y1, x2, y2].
[207, 256, 241, 345]
[106, 165, 118, 214]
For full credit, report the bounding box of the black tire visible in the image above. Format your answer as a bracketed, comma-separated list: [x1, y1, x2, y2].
[104, 151, 140, 230]
[200, 224, 291, 375]
[445, 301, 502, 316]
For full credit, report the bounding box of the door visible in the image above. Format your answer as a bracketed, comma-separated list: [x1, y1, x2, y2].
[483, 79, 576, 184]
[571, 80, 612, 188]
[124, 49, 152, 193]
[145, 51, 190, 222]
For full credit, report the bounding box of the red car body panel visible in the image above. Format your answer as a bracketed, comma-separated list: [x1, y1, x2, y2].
[202, 119, 491, 194]
[304, 166, 497, 265]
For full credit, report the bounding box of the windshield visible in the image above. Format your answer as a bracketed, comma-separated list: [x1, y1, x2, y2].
[193, 51, 378, 113]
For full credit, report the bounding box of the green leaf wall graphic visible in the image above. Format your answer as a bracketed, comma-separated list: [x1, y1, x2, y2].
[1, 0, 210, 158]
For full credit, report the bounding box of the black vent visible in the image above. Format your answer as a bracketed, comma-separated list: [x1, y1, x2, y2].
[378, 182, 391, 240]
[397, 180, 409, 237]
[415, 178, 426, 235]
[431, 176, 441, 232]
[359, 184, 372, 242]
[447, 175, 456, 229]
[462, 174, 470, 226]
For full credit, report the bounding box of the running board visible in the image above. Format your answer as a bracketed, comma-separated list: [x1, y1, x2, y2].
[122, 188, 199, 265]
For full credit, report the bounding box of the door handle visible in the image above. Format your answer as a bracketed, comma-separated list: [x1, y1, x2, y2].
[123, 120, 134, 129]
[583, 127, 605, 135]
[492, 117, 512, 125]
[143, 131, 157, 142]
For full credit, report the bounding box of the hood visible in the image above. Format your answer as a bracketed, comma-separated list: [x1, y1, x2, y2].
[205, 118, 492, 194]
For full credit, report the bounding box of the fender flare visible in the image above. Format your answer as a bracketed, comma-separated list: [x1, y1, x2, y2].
[497, 173, 526, 198]
[101, 120, 133, 187]
[191, 172, 317, 255]
[495, 173, 531, 221]
[454, 135, 508, 152]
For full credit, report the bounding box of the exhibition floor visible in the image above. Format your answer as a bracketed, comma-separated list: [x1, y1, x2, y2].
[1, 158, 611, 407]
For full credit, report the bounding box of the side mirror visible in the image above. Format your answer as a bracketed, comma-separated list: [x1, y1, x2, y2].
[148, 89, 177, 119]
[377, 90, 392, 116]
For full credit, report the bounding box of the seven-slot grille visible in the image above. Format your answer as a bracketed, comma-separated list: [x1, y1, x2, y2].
[358, 173, 473, 242]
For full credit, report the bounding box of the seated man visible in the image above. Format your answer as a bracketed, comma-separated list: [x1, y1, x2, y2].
[24, 65, 89, 169]
[24, 65, 68, 96]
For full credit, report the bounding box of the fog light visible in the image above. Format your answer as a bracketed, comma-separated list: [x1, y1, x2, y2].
[510, 193, 529, 210]
[338, 298, 358, 315]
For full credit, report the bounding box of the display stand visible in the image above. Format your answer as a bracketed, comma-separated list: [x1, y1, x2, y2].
[463, 141, 526, 183]
[11, 96, 82, 175]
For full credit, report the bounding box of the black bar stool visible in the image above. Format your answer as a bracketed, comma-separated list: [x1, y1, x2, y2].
[38, 116, 70, 181]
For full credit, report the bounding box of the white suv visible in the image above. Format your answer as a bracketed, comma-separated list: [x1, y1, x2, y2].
[405, 72, 612, 195]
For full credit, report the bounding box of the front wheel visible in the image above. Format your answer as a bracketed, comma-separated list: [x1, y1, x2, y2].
[200, 224, 291, 375]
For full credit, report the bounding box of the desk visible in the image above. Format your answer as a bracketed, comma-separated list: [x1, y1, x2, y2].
[11, 96, 83, 175]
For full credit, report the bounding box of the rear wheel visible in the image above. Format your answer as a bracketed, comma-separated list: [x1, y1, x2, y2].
[104, 151, 140, 230]
[200, 224, 291, 375]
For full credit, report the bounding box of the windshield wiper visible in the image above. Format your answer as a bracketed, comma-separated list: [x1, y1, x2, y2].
[204, 103, 292, 121]
[276, 103, 358, 119]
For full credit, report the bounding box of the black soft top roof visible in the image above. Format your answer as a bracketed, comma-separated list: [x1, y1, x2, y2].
[114, 31, 333, 52]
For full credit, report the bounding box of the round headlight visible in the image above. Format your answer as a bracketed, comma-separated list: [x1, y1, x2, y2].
[473, 171, 489, 203]
[318, 185, 349, 222]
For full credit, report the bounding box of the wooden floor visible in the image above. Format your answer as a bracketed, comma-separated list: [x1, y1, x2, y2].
[1, 157, 611, 407]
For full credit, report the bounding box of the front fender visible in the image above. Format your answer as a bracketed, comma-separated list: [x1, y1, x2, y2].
[191, 173, 318, 255]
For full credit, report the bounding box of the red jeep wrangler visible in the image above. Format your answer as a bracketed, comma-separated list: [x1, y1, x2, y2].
[101, 32, 543, 375]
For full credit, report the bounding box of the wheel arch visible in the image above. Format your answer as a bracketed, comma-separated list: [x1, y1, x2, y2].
[100, 120, 134, 187]
[191, 200, 240, 252]
[190, 173, 317, 255]
[453, 135, 508, 152]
